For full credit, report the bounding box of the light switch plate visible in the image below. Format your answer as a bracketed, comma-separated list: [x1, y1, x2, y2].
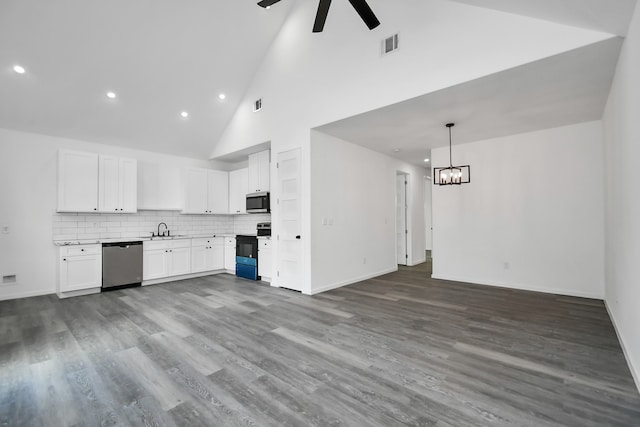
[1, 226, 8, 234]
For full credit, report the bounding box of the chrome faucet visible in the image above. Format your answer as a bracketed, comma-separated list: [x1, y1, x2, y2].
[157, 222, 168, 237]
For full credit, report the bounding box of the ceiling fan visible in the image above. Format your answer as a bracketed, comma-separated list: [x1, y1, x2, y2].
[257, 0, 380, 33]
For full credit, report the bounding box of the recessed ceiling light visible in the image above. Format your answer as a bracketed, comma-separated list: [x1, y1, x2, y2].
[106, 91, 117, 99]
[13, 65, 25, 74]
[181, 111, 189, 118]
[266, 5, 271, 9]
[393, 148, 401, 153]
[424, 158, 430, 162]
[218, 93, 226, 100]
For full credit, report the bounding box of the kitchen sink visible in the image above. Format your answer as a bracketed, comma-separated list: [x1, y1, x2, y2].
[145, 234, 189, 240]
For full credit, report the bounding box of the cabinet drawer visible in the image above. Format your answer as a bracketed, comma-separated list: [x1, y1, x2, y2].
[144, 239, 191, 251]
[60, 245, 101, 257]
[192, 237, 223, 247]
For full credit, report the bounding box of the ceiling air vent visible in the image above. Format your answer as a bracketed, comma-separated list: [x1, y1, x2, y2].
[382, 34, 399, 55]
[253, 98, 263, 113]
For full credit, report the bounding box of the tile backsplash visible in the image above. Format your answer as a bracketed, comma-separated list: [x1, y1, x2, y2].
[52, 211, 271, 241]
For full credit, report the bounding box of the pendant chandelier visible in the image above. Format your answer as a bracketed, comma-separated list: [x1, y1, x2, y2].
[433, 123, 471, 186]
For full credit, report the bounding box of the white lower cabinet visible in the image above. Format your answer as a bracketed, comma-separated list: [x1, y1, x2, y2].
[224, 237, 236, 273]
[143, 239, 192, 281]
[191, 237, 224, 273]
[143, 248, 168, 280]
[258, 238, 272, 281]
[58, 244, 102, 298]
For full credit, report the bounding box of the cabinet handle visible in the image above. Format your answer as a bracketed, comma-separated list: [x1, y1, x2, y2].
[93, 208, 97, 211]
[63, 258, 67, 261]
[81, 249, 84, 252]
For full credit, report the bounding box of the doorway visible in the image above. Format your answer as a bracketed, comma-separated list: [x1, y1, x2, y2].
[275, 148, 302, 291]
[396, 172, 408, 266]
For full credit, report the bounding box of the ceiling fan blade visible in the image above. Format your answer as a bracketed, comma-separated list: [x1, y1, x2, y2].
[313, 0, 332, 33]
[257, 0, 281, 8]
[347, 0, 380, 30]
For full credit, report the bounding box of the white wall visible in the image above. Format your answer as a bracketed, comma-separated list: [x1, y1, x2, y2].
[431, 121, 605, 299]
[309, 131, 425, 294]
[0, 127, 215, 300]
[602, 2, 640, 390]
[211, 0, 610, 292]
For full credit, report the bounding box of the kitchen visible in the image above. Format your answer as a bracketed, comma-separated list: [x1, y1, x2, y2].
[54, 147, 276, 298]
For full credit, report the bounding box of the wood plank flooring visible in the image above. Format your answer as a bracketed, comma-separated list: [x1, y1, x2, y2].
[1, 262, 639, 426]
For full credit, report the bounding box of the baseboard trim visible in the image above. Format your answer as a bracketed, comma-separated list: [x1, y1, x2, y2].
[0, 288, 54, 301]
[430, 274, 604, 300]
[408, 257, 426, 267]
[142, 270, 225, 286]
[310, 267, 398, 295]
[604, 300, 640, 394]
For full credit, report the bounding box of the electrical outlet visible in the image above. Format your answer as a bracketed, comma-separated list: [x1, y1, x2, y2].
[503, 262, 510, 270]
[363, 257, 367, 264]
[1, 226, 9, 234]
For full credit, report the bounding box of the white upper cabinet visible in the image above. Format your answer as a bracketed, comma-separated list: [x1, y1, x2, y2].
[183, 168, 209, 214]
[208, 170, 229, 214]
[229, 168, 248, 214]
[57, 150, 137, 213]
[99, 155, 137, 213]
[183, 168, 229, 214]
[248, 150, 270, 193]
[57, 150, 100, 212]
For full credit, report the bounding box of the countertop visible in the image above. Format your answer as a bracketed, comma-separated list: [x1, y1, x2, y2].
[52, 233, 263, 246]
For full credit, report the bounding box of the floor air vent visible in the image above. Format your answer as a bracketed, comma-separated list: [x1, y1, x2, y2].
[382, 34, 399, 55]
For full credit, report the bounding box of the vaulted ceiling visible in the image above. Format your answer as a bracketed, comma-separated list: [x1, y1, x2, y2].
[0, 0, 636, 161]
[0, 0, 291, 159]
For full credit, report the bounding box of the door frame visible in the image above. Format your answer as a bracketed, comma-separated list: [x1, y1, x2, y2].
[396, 171, 410, 266]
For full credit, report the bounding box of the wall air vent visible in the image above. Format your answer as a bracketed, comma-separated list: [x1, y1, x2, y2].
[382, 34, 399, 55]
[253, 98, 263, 112]
[2, 275, 17, 285]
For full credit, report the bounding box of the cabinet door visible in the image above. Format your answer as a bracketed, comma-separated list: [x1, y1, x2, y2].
[143, 249, 168, 280]
[209, 238, 224, 270]
[169, 247, 191, 276]
[60, 255, 102, 292]
[57, 150, 99, 212]
[99, 155, 120, 212]
[257, 150, 270, 192]
[258, 240, 272, 278]
[208, 170, 229, 214]
[183, 168, 209, 214]
[229, 168, 248, 214]
[248, 152, 261, 193]
[191, 245, 208, 273]
[119, 158, 137, 213]
[224, 238, 236, 271]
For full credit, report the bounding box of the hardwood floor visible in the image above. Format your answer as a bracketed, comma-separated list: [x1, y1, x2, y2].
[1, 263, 639, 426]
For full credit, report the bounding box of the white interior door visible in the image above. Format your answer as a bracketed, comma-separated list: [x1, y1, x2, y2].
[396, 173, 407, 265]
[275, 148, 302, 291]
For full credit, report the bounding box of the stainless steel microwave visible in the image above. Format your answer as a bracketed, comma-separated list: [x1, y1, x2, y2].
[246, 192, 270, 214]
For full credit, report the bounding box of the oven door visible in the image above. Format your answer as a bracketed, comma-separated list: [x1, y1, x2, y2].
[236, 235, 258, 259]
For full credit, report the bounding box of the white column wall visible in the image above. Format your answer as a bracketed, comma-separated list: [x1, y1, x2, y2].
[603, 1, 640, 392]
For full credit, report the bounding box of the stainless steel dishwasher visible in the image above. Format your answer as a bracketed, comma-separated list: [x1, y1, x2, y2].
[102, 241, 143, 290]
